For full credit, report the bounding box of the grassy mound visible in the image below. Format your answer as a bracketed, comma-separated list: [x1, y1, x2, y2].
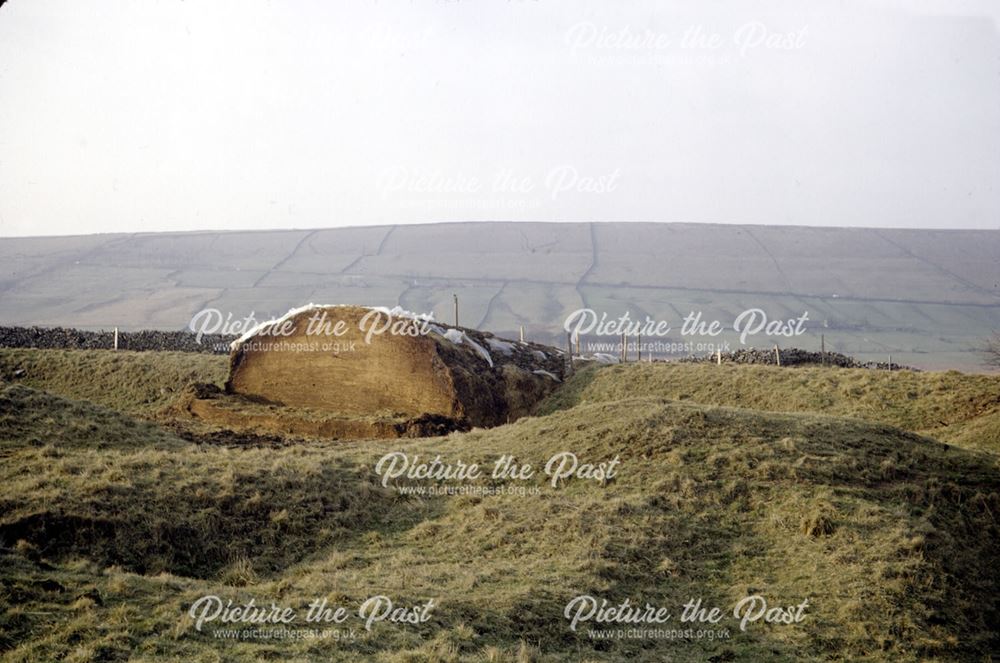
[0, 348, 227, 415]
[0, 384, 183, 451]
[2, 388, 998, 660]
[0, 387, 399, 586]
[0, 445, 395, 582]
[540, 363, 1000, 453]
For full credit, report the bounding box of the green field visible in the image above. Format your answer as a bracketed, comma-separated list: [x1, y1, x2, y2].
[1, 349, 999, 661]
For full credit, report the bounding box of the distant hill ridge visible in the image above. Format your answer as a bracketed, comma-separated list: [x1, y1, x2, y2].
[1, 222, 998, 370]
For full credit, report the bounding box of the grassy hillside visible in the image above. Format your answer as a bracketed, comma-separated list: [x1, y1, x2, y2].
[1, 377, 998, 660]
[6, 347, 999, 453]
[540, 363, 1000, 453]
[0, 384, 184, 452]
[0, 348, 227, 415]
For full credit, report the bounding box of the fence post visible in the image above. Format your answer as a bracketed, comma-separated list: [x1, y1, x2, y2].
[566, 332, 574, 376]
[774, 344, 781, 366]
[716, 348, 721, 365]
[519, 325, 524, 343]
[453, 294, 459, 327]
[114, 327, 119, 351]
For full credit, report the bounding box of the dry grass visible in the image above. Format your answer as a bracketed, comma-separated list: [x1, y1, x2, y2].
[539, 362, 1000, 453]
[0, 348, 227, 415]
[2, 365, 999, 660]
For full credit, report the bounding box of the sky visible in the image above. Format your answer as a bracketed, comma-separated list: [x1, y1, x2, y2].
[0, 0, 998, 237]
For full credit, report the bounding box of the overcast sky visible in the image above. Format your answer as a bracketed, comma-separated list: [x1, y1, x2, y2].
[0, 0, 998, 237]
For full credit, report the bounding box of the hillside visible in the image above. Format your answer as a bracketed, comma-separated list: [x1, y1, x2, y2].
[2, 222, 1000, 371]
[1, 350, 999, 660]
[1, 389, 999, 661]
[4, 347, 998, 454]
[540, 363, 1000, 454]
[0, 348, 227, 415]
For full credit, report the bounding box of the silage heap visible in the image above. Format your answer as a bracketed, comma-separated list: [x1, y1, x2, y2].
[177, 305, 566, 439]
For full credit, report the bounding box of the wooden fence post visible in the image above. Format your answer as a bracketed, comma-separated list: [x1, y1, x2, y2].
[114, 327, 119, 351]
[774, 345, 781, 367]
[567, 332, 574, 376]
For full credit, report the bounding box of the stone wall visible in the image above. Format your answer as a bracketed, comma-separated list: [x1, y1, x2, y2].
[0, 326, 232, 354]
[680, 347, 915, 370]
